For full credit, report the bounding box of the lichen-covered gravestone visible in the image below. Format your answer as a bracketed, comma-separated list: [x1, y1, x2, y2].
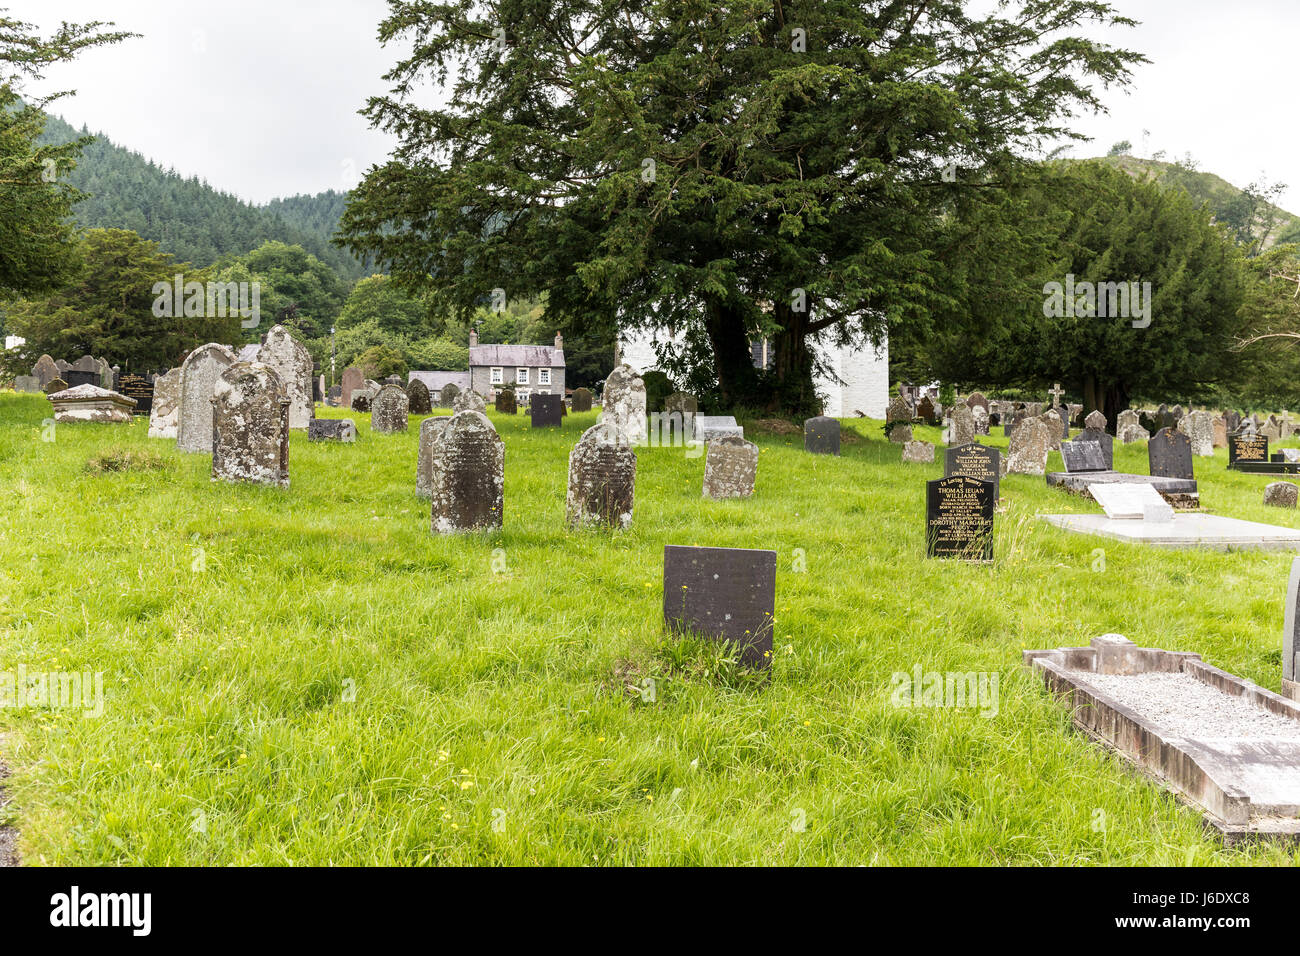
[702, 434, 758, 499]
[255, 325, 313, 429]
[571, 387, 593, 412]
[147, 368, 182, 439]
[43, 377, 68, 395]
[47, 384, 136, 423]
[407, 378, 432, 415]
[804, 416, 840, 455]
[308, 419, 356, 443]
[416, 416, 450, 499]
[439, 382, 460, 408]
[664, 391, 698, 417]
[371, 384, 410, 433]
[177, 343, 236, 453]
[495, 388, 517, 414]
[1007, 418, 1052, 475]
[32, 355, 59, 389]
[566, 423, 636, 528]
[885, 396, 913, 443]
[430, 411, 504, 533]
[599, 364, 648, 445]
[1265, 482, 1299, 509]
[211, 362, 290, 487]
[902, 440, 935, 464]
[948, 404, 975, 447]
[350, 388, 375, 412]
[452, 386, 486, 414]
[1178, 409, 1215, 457]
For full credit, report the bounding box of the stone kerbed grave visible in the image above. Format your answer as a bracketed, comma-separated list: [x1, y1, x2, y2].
[47, 384, 136, 424]
[663, 545, 776, 669]
[1040, 511, 1300, 551]
[1026, 634, 1300, 841]
[1045, 436, 1198, 509]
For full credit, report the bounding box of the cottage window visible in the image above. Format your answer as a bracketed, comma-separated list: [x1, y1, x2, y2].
[517, 368, 529, 385]
[538, 368, 551, 386]
[490, 367, 503, 385]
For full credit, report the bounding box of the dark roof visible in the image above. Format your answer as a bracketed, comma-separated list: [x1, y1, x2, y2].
[470, 344, 564, 368]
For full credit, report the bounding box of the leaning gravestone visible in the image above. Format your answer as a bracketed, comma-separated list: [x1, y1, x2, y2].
[566, 423, 637, 529]
[256, 325, 314, 429]
[416, 416, 450, 498]
[926, 475, 995, 560]
[308, 419, 356, 443]
[340, 367, 365, 410]
[804, 416, 840, 455]
[32, 355, 59, 388]
[662, 544, 777, 669]
[211, 362, 290, 488]
[531, 393, 564, 427]
[1148, 428, 1194, 480]
[495, 388, 517, 414]
[702, 434, 758, 499]
[1229, 433, 1268, 465]
[944, 442, 1000, 500]
[571, 387, 593, 413]
[177, 343, 236, 453]
[600, 364, 648, 445]
[371, 384, 410, 433]
[1006, 419, 1052, 476]
[430, 411, 505, 533]
[407, 378, 432, 415]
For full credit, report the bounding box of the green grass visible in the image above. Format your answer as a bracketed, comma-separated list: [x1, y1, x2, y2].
[2, 391, 1300, 865]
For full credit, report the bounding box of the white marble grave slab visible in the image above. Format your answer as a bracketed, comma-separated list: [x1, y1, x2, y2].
[1089, 482, 1174, 521]
[1041, 513, 1300, 551]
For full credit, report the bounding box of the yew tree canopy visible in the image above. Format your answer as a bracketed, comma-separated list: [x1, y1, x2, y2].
[340, 0, 1143, 404]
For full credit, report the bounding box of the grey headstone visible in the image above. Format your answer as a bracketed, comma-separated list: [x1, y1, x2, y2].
[1265, 482, 1298, 509]
[902, 440, 936, 464]
[256, 325, 314, 429]
[430, 411, 504, 533]
[13, 375, 40, 393]
[663, 544, 776, 669]
[416, 416, 450, 497]
[1073, 427, 1114, 469]
[566, 422, 636, 528]
[371, 384, 410, 433]
[308, 419, 357, 443]
[600, 364, 647, 445]
[1148, 428, 1193, 480]
[948, 404, 975, 447]
[1285, 557, 1300, 682]
[531, 393, 564, 427]
[804, 416, 840, 455]
[1007, 418, 1051, 475]
[211, 362, 289, 487]
[32, 355, 58, 388]
[177, 343, 236, 453]
[703, 434, 758, 499]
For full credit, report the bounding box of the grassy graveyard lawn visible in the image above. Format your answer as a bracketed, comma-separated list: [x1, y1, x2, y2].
[5, 392, 1300, 865]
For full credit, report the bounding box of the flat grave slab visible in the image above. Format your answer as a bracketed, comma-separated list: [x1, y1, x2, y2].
[1045, 468, 1198, 505]
[1088, 482, 1174, 521]
[1040, 512, 1300, 550]
[1026, 635, 1300, 841]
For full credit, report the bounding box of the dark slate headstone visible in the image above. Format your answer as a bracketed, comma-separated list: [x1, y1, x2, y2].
[64, 369, 100, 388]
[1052, 406, 1070, 439]
[926, 475, 995, 560]
[1148, 427, 1194, 480]
[663, 545, 776, 669]
[530, 393, 564, 427]
[1059, 439, 1108, 473]
[943, 442, 1000, 501]
[803, 416, 840, 455]
[1073, 427, 1114, 469]
[1224, 410, 1242, 433]
[116, 373, 154, 415]
[1229, 433, 1268, 465]
[495, 389, 517, 414]
[916, 395, 938, 424]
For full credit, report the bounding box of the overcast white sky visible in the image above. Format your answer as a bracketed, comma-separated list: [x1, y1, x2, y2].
[13, 1, 1299, 207]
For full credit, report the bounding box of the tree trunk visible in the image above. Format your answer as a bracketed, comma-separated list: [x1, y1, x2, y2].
[769, 303, 818, 416]
[703, 296, 760, 409]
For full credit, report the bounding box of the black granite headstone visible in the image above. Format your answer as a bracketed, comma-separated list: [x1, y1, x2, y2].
[926, 475, 995, 560]
[943, 442, 1001, 500]
[803, 416, 840, 456]
[1073, 427, 1114, 469]
[1229, 433, 1268, 465]
[530, 393, 563, 427]
[64, 369, 99, 388]
[1148, 427, 1194, 480]
[1060, 439, 1108, 473]
[663, 545, 777, 669]
[115, 373, 154, 415]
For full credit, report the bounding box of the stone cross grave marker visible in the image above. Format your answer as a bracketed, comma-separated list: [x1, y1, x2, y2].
[662, 545, 777, 669]
[944, 442, 1000, 500]
[925, 475, 995, 560]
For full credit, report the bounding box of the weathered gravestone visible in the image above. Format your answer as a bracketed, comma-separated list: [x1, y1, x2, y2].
[948, 404, 975, 447]
[1178, 409, 1215, 457]
[1229, 433, 1269, 465]
[211, 363, 289, 487]
[452, 386, 486, 414]
[566, 423, 637, 529]
[886, 396, 913, 443]
[571, 387, 593, 413]
[13, 375, 40, 393]
[804, 416, 840, 456]
[664, 391, 697, 417]
[116, 373, 154, 416]
[177, 343, 236, 453]
[1265, 482, 1299, 509]
[308, 419, 356, 443]
[340, 367, 365, 410]
[600, 364, 648, 445]
[703, 434, 758, 499]
[43, 377, 68, 395]
[694, 416, 742, 442]
[1006, 418, 1052, 476]
[350, 388, 375, 412]
[1148, 428, 1194, 480]
[371, 384, 410, 433]
[663, 544, 776, 669]
[1212, 416, 1228, 449]
[915, 395, 938, 425]
[971, 404, 990, 436]
[416, 416, 450, 498]
[965, 392, 990, 414]
[438, 382, 460, 408]
[1073, 426, 1114, 469]
[407, 378, 432, 415]
[531, 393, 564, 427]
[430, 411, 504, 533]
[255, 326, 313, 431]
[32, 355, 58, 388]
[495, 388, 517, 414]
[944, 442, 1000, 500]
[1060, 439, 1108, 474]
[926, 475, 995, 560]
[1084, 410, 1107, 432]
[902, 440, 935, 464]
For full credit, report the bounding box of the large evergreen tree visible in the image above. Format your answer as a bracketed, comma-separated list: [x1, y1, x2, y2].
[339, 0, 1143, 413]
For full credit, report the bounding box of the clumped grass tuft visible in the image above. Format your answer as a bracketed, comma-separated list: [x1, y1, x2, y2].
[84, 447, 169, 474]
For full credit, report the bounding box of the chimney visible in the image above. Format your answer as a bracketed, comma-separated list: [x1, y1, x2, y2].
[469, 328, 479, 347]
[555, 332, 564, 350]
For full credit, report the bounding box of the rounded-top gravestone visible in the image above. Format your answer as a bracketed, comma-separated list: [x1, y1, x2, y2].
[453, 386, 486, 414]
[495, 387, 517, 414]
[571, 387, 593, 413]
[406, 378, 432, 415]
[566, 422, 637, 529]
[430, 411, 504, 533]
[600, 364, 647, 445]
[371, 384, 410, 433]
[177, 343, 237, 453]
[211, 362, 290, 487]
[804, 416, 840, 456]
[439, 382, 460, 408]
[256, 324, 314, 429]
